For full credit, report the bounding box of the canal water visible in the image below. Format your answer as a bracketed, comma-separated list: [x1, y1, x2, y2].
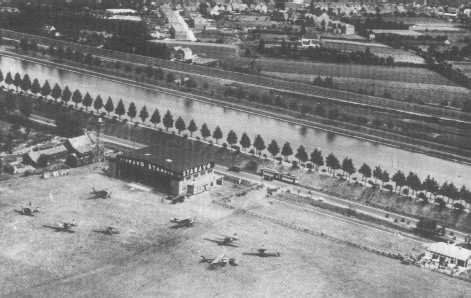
[1, 55, 470, 187]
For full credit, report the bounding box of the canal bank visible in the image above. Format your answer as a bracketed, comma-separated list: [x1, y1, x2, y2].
[1, 51, 471, 187]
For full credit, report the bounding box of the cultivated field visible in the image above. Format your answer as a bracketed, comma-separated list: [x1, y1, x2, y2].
[252, 59, 455, 85]
[262, 70, 471, 105]
[1, 166, 470, 297]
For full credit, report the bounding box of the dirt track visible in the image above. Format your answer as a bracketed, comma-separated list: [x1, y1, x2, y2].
[1, 166, 470, 297]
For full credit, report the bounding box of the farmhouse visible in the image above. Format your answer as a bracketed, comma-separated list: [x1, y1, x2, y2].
[110, 139, 221, 196]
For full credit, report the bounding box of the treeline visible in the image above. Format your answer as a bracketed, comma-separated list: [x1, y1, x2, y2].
[15, 42, 199, 91]
[260, 41, 395, 66]
[1, 69, 470, 213]
[4, 5, 149, 54]
[341, 17, 410, 36]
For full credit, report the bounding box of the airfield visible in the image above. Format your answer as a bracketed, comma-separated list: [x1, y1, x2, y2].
[1, 165, 471, 298]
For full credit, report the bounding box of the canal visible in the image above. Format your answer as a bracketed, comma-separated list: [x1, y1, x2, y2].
[1, 55, 470, 187]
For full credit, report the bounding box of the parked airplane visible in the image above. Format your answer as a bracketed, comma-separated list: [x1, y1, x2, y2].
[43, 221, 77, 233]
[205, 234, 239, 247]
[170, 217, 195, 228]
[95, 226, 120, 235]
[16, 202, 40, 216]
[89, 188, 111, 199]
[200, 254, 238, 269]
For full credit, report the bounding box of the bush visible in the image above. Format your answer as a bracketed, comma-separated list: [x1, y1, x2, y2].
[291, 160, 298, 168]
[402, 188, 409, 195]
[383, 184, 393, 191]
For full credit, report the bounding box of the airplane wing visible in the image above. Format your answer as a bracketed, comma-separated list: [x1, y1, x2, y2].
[212, 254, 225, 264]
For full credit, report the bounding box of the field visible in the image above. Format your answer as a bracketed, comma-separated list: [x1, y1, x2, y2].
[1, 165, 471, 297]
[248, 58, 454, 85]
[262, 70, 471, 105]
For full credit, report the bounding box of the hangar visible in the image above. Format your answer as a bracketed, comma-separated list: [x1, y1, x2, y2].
[111, 139, 221, 196]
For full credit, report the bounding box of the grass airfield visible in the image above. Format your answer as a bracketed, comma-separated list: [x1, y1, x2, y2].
[0, 166, 470, 298]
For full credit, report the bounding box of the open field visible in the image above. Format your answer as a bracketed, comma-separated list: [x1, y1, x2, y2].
[1, 165, 471, 297]
[241, 58, 455, 85]
[262, 70, 471, 105]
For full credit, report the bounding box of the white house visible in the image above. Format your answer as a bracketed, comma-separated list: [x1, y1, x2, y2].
[423, 242, 471, 269]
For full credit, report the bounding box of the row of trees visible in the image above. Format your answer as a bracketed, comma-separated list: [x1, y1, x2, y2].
[2, 69, 470, 209]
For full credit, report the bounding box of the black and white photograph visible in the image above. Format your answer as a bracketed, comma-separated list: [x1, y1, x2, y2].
[0, 0, 471, 297]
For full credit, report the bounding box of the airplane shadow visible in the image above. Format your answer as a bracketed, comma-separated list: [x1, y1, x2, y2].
[169, 224, 191, 229]
[203, 238, 239, 247]
[42, 224, 75, 233]
[13, 209, 34, 216]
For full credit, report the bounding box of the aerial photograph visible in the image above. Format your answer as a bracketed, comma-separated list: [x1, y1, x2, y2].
[0, 0, 471, 297]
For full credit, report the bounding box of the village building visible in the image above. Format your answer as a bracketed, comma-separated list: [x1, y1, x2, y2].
[423, 242, 471, 269]
[110, 138, 222, 196]
[23, 144, 68, 167]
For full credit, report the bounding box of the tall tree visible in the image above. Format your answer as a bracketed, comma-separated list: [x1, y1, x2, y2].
[281, 142, 293, 161]
[51, 83, 62, 102]
[72, 89, 83, 107]
[93, 95, 104, 113]
[13, 72, 22, 91]
[139, 105, 149, 123]
[310, 149, 324, 169]
[326, 153, 340, 173]
[163, 110, 174, 131]
[41, 80, 51, 98]
[253, 134, 266, 155]
[381, 170, 390, 186]
[342, 157, 355, 178]
[0, 70, 3, 84]
[4, 72, 13, 89]
[175, 116, 186, 134]
[104, 97, 114, 115]
[188, 119, 198, 136]
[115, 99, 126, 119]
[239, 133, 251, 151]
[358, 163, 371, 182]
[20, 74, 31, 92]
[150, 108, 161, 127]
[406, 172, 422, 196]
[295, 145, 308, 163]
[373, 166, 383, 184]
[226, 130, 238, 146]
[423, 175, 439, 199]
[83, 92, 93, 111]
[127, 102, 137, 121]
[200, 123, 211, 140]
[61, 86, 72, 104]
[31, 78, 41, 94]
[212, 126, 223, 143]
[392, 170, 406, 192]
[267, 140, 280, 158]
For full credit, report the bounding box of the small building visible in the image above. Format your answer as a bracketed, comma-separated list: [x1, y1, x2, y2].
[423, 242, 471, 269]
[64, 133, 97, 167]
[111, 139, 221, 195]
[173, 46, 193, 62]
[23, 144, 68, 167]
